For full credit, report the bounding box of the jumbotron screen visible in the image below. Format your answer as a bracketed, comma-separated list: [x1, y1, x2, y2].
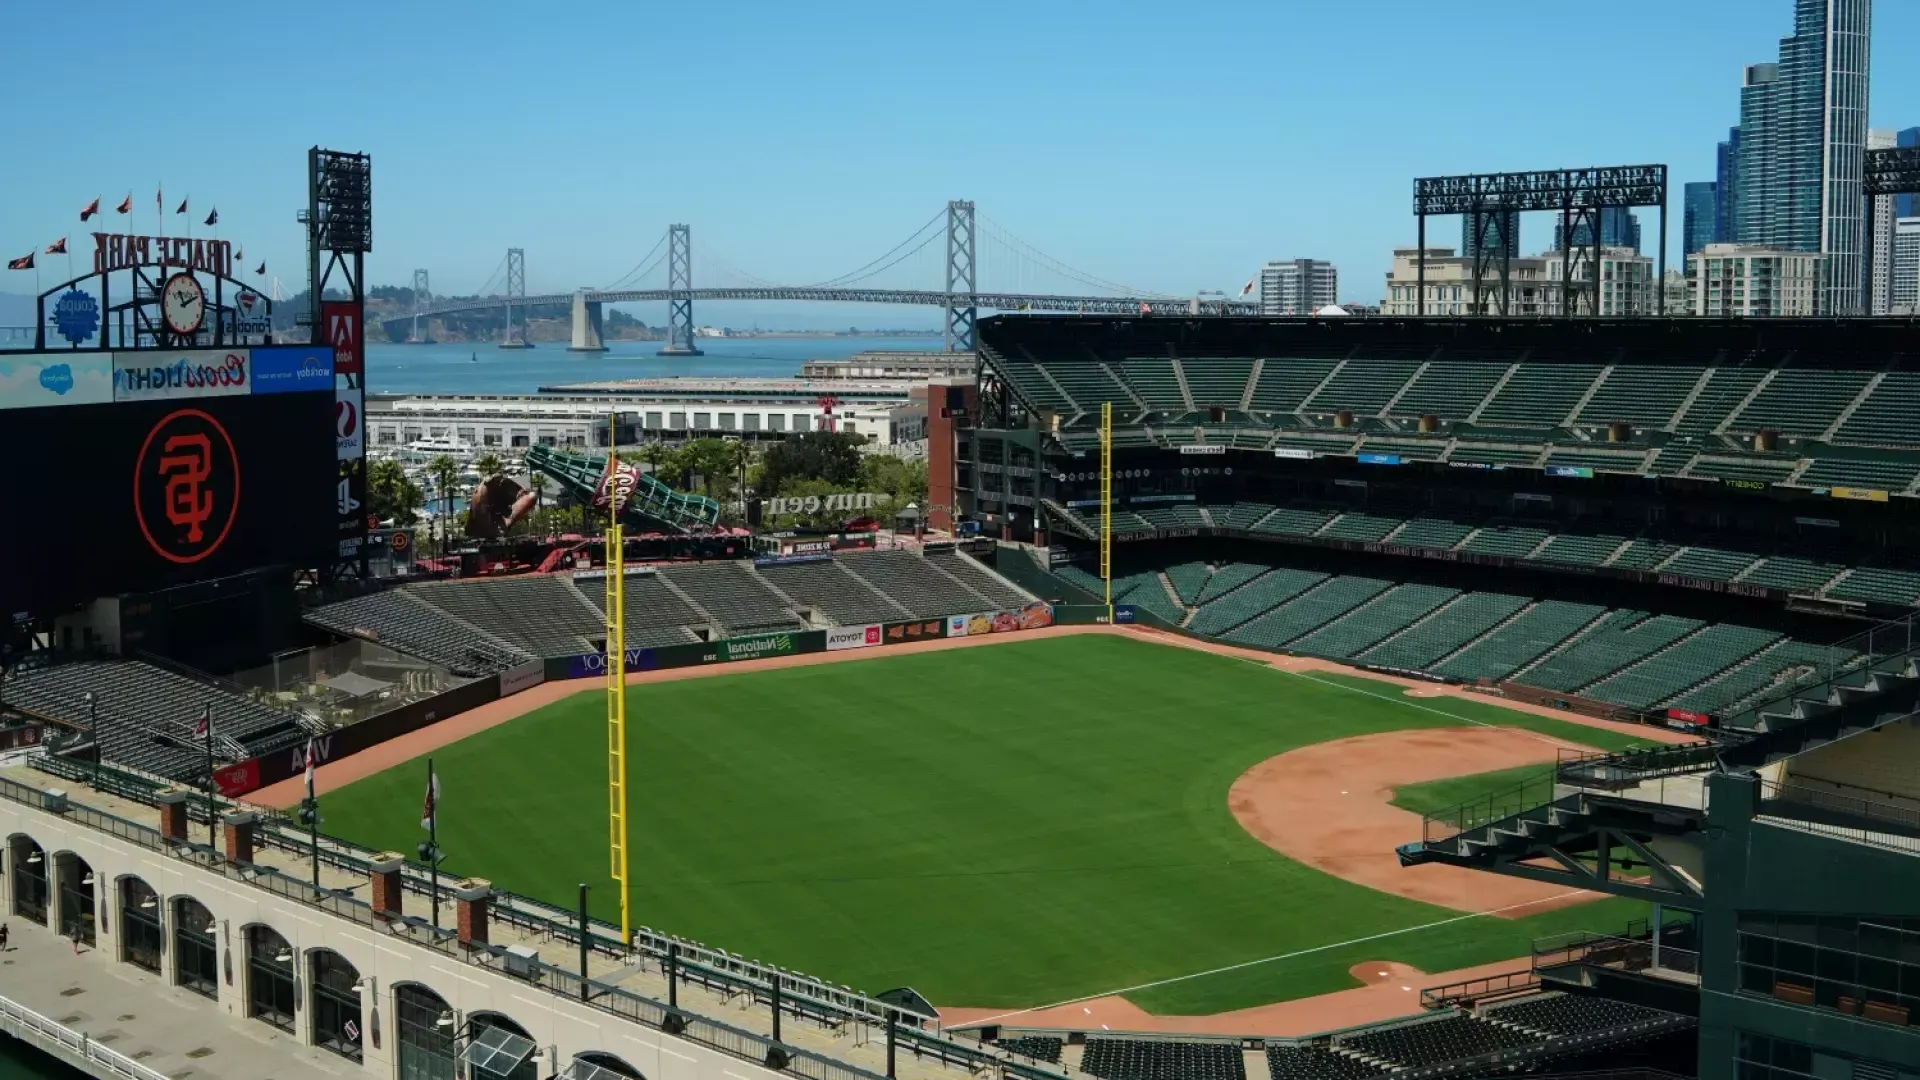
[0, 348, 340, 618]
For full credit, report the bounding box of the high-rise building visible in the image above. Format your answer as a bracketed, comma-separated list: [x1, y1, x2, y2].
[1381, 247, 1655, 317]
[1894, 217, 1920, 313]
[1868, 129, 1897, 313]
[1898, 127, 1920, 220]
[1684, 183, 1719, 256]
[1715, 128, 1741, 244]
[1259, 259, 1338, 316]
[1732, 0, 1872, 314]
[1460, 210, 1520, 260]
[1551, 207, 1642, 253]
[1685, 244, 1823, 317]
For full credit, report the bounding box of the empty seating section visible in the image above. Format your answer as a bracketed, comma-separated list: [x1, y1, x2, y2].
[1659, 547, 1759, 581]
[1488, 994, 1674, 1037]
[661, 563, 803, 633]
[1357, 440, 1446, 461]
[996, 1037, 1063, 1064]
[1608, 540, 1679, 570]
[1458, 526, 1549, 558]
[1835, 372, 1920, 445]
[1054, 564, 1108, 600]
[1080, 1038, 1244, 1080]
[1543, 450, 1647, 473]
[1827, 567, 1920, 606]
[1254, 507, 1334, 536]
[1432, 601, 1604, 681]
[1475, 365, 1602, 427]
[1582, 624, 1779, 708]
[756, 560, 905, 625]
[1112, 572, 1183, 623]
[1214, 503, 1277, 530]
[1728, 368, 1872, 436]
[1270, 434, 1357, 455]
[1288, 584, 1458, 658]
[1119, 358, 1187, 411]
[1739, 557, 1843, 592]
[1182, 358, 1255, 408]
[1386, 361, 1506, 421]
[1319, 513, 1401, 542]
[1196, 563, 1273, 604]
[1136, 504, 1206, 529]
[980, 347, 1074, 415]
[1686, 456, 1798, 484]
[1265, 1045, 1384, 1080]
[1795, 457, 1918, 492]
[413, 577, 598, 657]
[1361, 593, 1530, 670]
[1572, 365, 1705, 426]
[1667, 640, 1858, 715]
[308, 591, 530, 673]
[1673, 368, 1767, 436]
[1248, 357, 1341, 412]
[1046, 363, 1134, 414]
[1388, 518, 1474, 549]
[1532, 533, 1627, 566]
[929, 553, 1031, 608]
[1189, 569, 1326, 636]
[1337, 1013, 1538, 1067]
[1523, 612, 1703, 692]
[1447, 443, 1543, 466]
[843, 550, 998, 617]
[1223, 576, 1391, 649]
[1165, 562, 1211, 604]
[577, 573, 709, 648]
[1302, 361, 1422, 414]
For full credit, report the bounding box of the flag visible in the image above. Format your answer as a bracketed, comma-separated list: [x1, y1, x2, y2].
[255, 262, 266, 276]
[204, 207, 218, 227]
[155, 185, 162, 214]
[234, 246, 243, 261]
[192, 706, 210, 739]
[1239, 278, 1256, 297]
[44, 238, 66, 255]
[80, 197, 100, 222]
[303, 739, 317, 800]
[175, 197, 189, 215]
[420, 769, 440, 831]
[116, 193, 132, 215]
[1138, 302, 1151, 315]
[6, 252, 32, 271]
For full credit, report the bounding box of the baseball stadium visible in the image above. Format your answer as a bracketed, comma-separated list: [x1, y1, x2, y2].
[3, 260, 1919, 1080]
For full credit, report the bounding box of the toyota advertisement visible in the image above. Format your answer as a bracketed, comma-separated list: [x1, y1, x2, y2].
[0, 351, 337, 617]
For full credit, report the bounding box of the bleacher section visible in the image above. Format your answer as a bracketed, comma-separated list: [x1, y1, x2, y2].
[755, 560, 907, 626]
[1081, 1037, 1245, 1080]
[411, 577, 600, 657]
[576, 573, 709, 648]
[1264, 1045, 1383, 1080]
[1485, 993, 1676, 1038]
[1222, 576, 1392, 650]
[306, 591, 534, 674]
[1337, 1013, 1539, 1068]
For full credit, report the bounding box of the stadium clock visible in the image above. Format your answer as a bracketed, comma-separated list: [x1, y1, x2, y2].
[161, 273, 207, 336]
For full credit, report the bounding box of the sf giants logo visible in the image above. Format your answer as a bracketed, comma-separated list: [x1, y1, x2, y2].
[135, 408, 241, 564]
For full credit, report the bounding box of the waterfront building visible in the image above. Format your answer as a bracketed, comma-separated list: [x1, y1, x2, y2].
[1685, 243, 1822, 317]
[1260, 259, 1339, 316]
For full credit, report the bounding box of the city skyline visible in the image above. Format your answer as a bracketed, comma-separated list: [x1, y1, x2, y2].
[2, 0, 1917, 321]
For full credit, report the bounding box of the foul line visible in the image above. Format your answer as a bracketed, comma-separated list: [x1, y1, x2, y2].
[1247, 658, 1579, 749]
[953, 889, 1586, 1027]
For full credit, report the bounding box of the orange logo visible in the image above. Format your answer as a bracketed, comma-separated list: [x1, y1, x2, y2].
[135, 408, 240, 564]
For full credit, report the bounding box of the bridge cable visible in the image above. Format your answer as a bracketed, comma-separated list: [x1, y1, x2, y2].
[810, 227, 944, 289]
[803, 208, 947, 289]
[978, 213, 1180, 299]
[599, 230, 671, 293]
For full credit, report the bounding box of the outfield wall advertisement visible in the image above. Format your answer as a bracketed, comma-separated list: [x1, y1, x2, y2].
[945, 602, 1056, 638]
[825, 624, 883, 651]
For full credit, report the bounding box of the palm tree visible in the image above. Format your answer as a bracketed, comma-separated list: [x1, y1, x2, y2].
[723, 439, 754, 521]
[473, 451, 505, 479]
[427, 454, 460, 557]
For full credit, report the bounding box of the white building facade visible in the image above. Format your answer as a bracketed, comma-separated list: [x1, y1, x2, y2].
[1684, 244, 1823, 317]
[1260, 259, 1339, 315]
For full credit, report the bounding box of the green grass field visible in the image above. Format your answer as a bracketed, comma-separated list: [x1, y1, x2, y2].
[323, 635, 1650, 1013]
[1388, 764, 1557, 820]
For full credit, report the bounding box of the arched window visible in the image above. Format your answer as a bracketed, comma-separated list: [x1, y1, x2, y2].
[309, 950, 363, 1062]
[466, 1012, 538, 1080]
[54, 852, 95, 946]
[394, 983, 457, 1080]
[117, 876, 162, 974]
[244, 925, 295, 1032]
[171, 897, 217, 998]
[7, 836, 47, 925]
[569, 1051, 646, 1079]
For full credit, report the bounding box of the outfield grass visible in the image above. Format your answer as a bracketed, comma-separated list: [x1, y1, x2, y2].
[323, 635, 1647, 1012]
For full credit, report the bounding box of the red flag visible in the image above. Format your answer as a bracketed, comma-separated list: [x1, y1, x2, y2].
[116, 193, 132, 215]
[175, 197, 189, 215]
[420, 769, 440, 831]
[204, 207, 218, 227]
[6, 253, 32, 271]
[303, 739, 317, 800]
[255, 262, 266, 276]
[44, 238, 66, 255]
[1138, 302, 1151, 315]
[155, 185, 162, 214]
[192, 707, 210, 738]
[80, 197, 100, 222]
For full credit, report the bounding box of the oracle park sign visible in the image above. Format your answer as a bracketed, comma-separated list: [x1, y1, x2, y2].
[31, 229, 272, 353]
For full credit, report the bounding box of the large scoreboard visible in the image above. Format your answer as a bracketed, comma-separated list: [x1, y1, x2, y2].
[0, 347, 339, 619]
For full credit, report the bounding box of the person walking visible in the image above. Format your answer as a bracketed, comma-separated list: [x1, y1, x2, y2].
[0, 922, 10, 951]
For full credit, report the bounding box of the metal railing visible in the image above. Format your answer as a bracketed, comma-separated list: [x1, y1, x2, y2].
[1421, 764, 1564, 845]
[0, 992, 174, 1080]
[1532, 932, 1699, 979]
[1759, 777, 1920, 854]
[1417, 968, 1539, 1010]
[1723, 611, 1918, 730]
[1554, 742, 1718, 790]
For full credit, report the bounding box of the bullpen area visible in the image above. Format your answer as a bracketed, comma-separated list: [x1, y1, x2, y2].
[320, 631, 1664, 1017]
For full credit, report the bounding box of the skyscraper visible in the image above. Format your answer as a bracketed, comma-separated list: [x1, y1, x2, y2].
[1684, 183, 1719, 256]
[1461, 211, 1520, 260]
[1716, 128, 1741, 244]
[1260, 260, 1339, 316]
[1868, 129, 1897, 313]
[1899, 127, 1920, 220]
[1732, 0, 1873, 314]
[1551, 207, 1642, 253]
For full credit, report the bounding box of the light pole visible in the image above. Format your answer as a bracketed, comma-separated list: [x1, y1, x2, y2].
[84, 692, 101, 788]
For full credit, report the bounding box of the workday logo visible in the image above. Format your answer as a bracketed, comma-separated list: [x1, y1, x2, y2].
[249, 347, 334, 395]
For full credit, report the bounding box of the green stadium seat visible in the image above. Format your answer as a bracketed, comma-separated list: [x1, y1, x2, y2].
[1300, 360, 1423, 414]
[1432, 601, 1606, 681]
[1686, 456, 1799, 484]
[1522, 611, 1703, 693]
[1223, 576, 1392, 649]
[1361, 592, 1531, 670]
[1271, 434, 1357, 457]
[1608, 539, 1680, 570]
[1254, 507, 1336, 536]
[1136, 504, 1206, 529]
[1542, 449, 1648, 474]
[1570, 365, 1706, 428]
[1196, 563, 1274, 604]
[1727, 368, 1874, 437]
[1659, 547, 1760, 581]
[980, 345, 1075, 415]
[1355, 439, 1448, 461]
[1531, 533, 1628, 566]
[1825, 567, 1920, 606]
[1833, 372, 1920, 446]
[1673, 368, 1767, 436]
[1319, 513, 1404, 542]
[1181, 358, 1256, 409]
[1580, 623, 1779, 708]
[1046, 362, 1135, 414]
[1164, 562, 1211, 604]
[1458, 526, 1550, 558]
[1794, 457, 1919, 492]
[1214, 503, 1278, 530]
[1474, 364, 1604, 428]
[1738, 557, 1845, 593]
[1189, 568, 1328, 636]
[1248, 357, 1342, 413]
[1447, 443, 1543, 466]
[1666, 640, 1860, 715]
[1385, 361, 1508, 422]
[1118, 358, 1188, 412]
[1286, 583, 1459, 659]
[1387, 518, 1476, 550]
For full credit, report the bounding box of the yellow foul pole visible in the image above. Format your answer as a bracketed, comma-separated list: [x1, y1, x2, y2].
[1100, 401, 1112, 623]
[604, 424, 632, 944]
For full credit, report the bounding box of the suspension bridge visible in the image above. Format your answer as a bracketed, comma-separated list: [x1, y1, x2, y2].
[382, 201, 1259, 354]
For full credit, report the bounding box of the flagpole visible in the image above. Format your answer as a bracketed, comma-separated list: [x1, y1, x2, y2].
[202, 705, 217, 850]
[305, 739, 321, 893]
[427, 757, 440, 929]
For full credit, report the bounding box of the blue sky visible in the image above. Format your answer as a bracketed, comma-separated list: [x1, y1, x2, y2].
[2, 0, 1915, 324]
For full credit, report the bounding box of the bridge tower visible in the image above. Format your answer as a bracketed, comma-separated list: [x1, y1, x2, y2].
[658, 224, 703, 356]
[409, 268, 431, 343]
[501, 248, 528, 349]
[944, 200, 976, 354]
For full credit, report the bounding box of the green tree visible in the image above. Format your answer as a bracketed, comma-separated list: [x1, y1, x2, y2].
[367, 458, 424, 526]
[473, 451, 505, 479]
[426, 454, 461, 551]
[760, 431, 864, 493]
